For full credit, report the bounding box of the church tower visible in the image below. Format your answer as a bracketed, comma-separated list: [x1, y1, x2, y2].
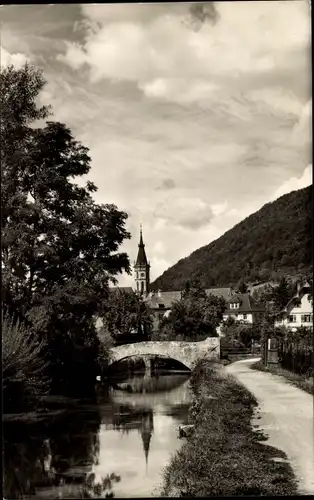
[134, 225, 150, 296]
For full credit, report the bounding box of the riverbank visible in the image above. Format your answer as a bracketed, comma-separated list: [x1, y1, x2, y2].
[160, 359, 298, 497]
[251, 360, 313, 395]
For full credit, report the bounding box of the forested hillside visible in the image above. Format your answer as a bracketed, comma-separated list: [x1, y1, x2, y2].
[151, 186, 312, 291]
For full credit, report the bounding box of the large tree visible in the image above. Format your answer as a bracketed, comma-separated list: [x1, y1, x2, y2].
[1, 64, 131, 394]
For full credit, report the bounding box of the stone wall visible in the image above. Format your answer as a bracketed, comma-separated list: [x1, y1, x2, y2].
[109, 337, 220, 370]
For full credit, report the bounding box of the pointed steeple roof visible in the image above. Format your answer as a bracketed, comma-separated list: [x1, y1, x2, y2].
[135, 224, 149, 266]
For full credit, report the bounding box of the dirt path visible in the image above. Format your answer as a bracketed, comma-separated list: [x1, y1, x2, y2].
[226, 358, 314, 495]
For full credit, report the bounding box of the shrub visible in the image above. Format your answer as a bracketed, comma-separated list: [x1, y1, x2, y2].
[2, 314, 50, 412]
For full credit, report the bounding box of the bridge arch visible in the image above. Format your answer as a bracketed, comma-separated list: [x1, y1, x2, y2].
[108, 338, 220, 372]
[109, 354, 191, 373]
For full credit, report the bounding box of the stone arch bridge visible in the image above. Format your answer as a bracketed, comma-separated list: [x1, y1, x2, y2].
[109, 337, 220, 374]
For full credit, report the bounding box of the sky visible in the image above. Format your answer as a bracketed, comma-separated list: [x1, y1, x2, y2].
[0, 1, 312, 287]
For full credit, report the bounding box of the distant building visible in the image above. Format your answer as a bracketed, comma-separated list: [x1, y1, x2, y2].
[222, 293, 265, 324]
[274, 281, 313, 331]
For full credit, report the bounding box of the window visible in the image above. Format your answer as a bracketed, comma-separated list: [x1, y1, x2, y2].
[243, 314, 247, 320]
[288, 315, 296, 323]
[294, 300, 301, 308]
[158, 304, 165, 308]
[301, 315, 312, 323]
[141, 273, 145, 278]
[230, 303, 239, 309]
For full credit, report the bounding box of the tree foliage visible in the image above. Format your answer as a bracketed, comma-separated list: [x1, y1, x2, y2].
[101, 290, 153, 343]
[221, 323, 262, 348]
[159, 285, 226, 340]
[151, 185, 312, 290]
[252, 277, 296, 318]
[1, 64, 131, 395]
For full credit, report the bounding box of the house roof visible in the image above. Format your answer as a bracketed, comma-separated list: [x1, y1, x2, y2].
[278, 282, 311, 315]
[145, 290, 182, 308]
[224, 293, 265, 314]
[110, 287, 134, 294]
[229, 295, 242, 304]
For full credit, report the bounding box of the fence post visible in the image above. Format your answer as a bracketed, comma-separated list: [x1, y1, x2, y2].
[263, 337, 268, 366]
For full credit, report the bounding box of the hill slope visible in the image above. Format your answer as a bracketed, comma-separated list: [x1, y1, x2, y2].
[151, 186, 312, 291]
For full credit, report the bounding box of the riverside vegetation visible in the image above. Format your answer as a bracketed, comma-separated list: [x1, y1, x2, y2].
[161, 359, 298, 497]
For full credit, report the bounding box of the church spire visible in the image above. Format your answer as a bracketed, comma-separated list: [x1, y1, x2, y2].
[136, 224, 148, 266]
[134, 224, 150, 295]
[139, 223, 144, 246]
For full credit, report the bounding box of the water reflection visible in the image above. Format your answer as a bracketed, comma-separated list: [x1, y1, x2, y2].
[3, 373, 191, 499]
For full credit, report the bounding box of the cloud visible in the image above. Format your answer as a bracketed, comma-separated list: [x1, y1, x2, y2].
[271, 164, 312, 201]
[158, 178, 176, 190]
[58, 1, 310, 102]
[154, 196, 214, 230]
[184, 2, 220, 31]
[0, 46, 28, 68]
[212, 201, 228, 217]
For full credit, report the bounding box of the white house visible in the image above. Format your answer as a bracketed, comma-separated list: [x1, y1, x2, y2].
[222, 293, 265, 325]
[274, 281, 313, 331]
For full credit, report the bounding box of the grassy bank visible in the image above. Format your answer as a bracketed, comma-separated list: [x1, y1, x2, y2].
[251, 361, 313, 395]
[161, 360, 298, 497]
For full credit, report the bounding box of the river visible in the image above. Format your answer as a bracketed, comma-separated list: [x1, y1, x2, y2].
[3, 372, 192, 499]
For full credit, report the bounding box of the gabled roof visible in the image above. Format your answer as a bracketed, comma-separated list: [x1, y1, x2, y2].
[224, 293, 265, 314]
[278, 282, 312, 315]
